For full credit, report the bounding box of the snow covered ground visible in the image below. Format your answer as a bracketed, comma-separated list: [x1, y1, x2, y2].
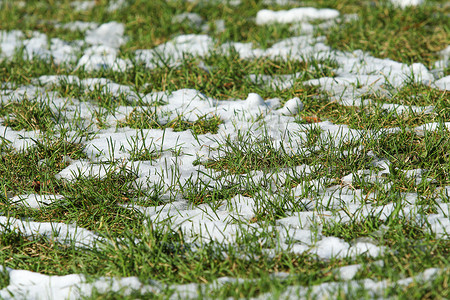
[0, 0, 449, 298]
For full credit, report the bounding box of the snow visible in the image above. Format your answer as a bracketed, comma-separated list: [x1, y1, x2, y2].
[50, 38, 80, 65]
[306, 236, 384, 260]
[334, 264, 362, 280]
[173, 13, 205, 30]
[278, 97, 304, 116]
[0, 30, 23, 59]
[0, 216, 100, 248]
[76, 45, 131, 71]
[136, 34, 214, 69]
[255, 7, 339, 25]
[0, 125, 38, 150]
[23, 32, 49, 61]
[245, 92, 266, 107]
[55, 160, 113, 180]
[433, 76, 450, 91]
[107, 0, 127, 11]
[85, 22, 127, 49]
[147, 195, 259, 244]
[71, 1, 95, 12]
[11, 194, 65, 208]
[390, 0, 425, 8]
[59, 21, 99, 32]
[277, 212, 330, 230]
[0, 1, 449, 298]
[0, 25, 443, 93]
[0, 268, 160, 300]
[379, 103, 434, 115]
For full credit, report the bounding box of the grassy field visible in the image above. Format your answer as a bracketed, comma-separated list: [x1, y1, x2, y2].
[0, 0, 449, 298]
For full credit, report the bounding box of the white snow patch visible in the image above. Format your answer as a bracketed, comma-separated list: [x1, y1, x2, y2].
[0, 216, 100, 248]
[50, 38, 80, 65]
[85, 21, 127, 48]
[334, 264, 361, 280]
[173, 13, 205, 30]
[0, 268, 160, 300]
[0, 30, 24, 59]
[55, 160, 113, 181]
[71, 0, 95, 12]
[256, 7, 339, 25]
[278, 97, 304, 115]
[136, 34, 214, 69]
[76, 45, 131, 71]
[11, 194, 65, 208]
[0, 125, 38, 150]
[23, 32, 49, 60]
[390, 0, 424, 8]
[433, 76, 450, 91]
[59, 21, 99, 32]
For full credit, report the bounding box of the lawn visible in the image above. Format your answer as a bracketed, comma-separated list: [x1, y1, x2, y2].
[0, 0, 449, 298]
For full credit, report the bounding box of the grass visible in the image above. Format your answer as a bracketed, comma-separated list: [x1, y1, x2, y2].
[0, 134, 87, 194]
[0, 0, 449, 298]
[0, 97, 65, 132]
[119, 108, 223, 135]
[200, 129, 373, 181]
[323, 1, 450, 68]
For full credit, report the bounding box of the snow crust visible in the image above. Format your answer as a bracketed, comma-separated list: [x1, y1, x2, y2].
[11, 194, 65, 208]
[0, 216, 100, 248]
[256, 7, 339, 25]
[85, 22, 127, 48]
[0, 265, 444, 299]
[0, 267, 159, 300]
[434, 76, 450, 91]
[0, 1, 448, 299]
[390, 0, 424, 8]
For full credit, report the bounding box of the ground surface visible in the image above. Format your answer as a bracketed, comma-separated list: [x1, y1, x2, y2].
[0, 0, 449, 299]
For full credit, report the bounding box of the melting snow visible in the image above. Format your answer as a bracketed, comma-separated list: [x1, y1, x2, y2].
[0, 1, 448, 298]
[255, 7, 339, 25]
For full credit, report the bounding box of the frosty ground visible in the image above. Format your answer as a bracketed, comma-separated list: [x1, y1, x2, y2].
[0, 0, 449, 299]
